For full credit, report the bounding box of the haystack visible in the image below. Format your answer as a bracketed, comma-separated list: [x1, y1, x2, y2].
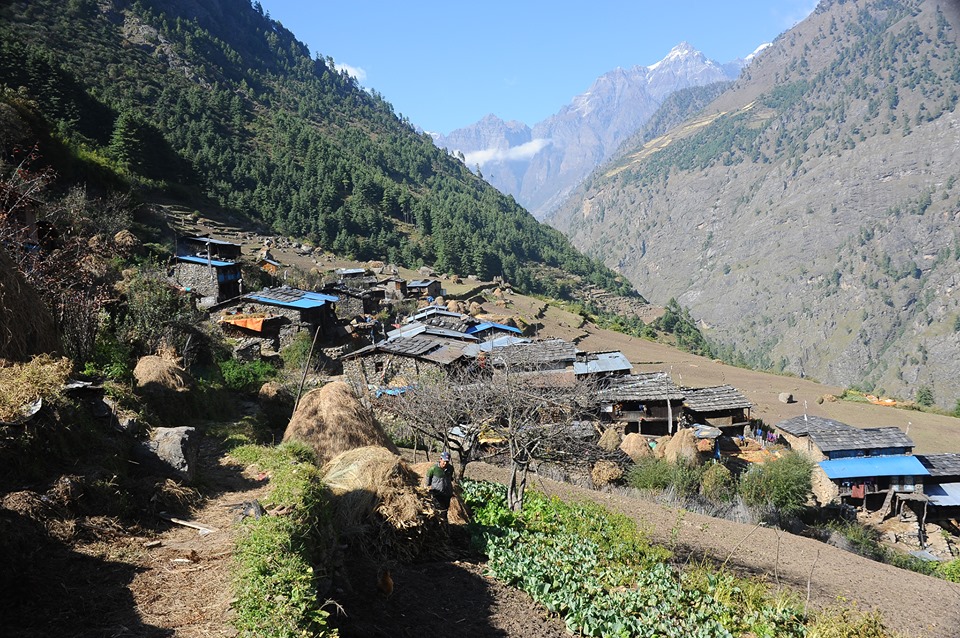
[652, 435, 672, 459]
[619, 433, 653, 461]
[258, 381, 294, 428]
[661, 428, 702, 465]
[283, 381, 398, 466]
[0, 246, 59, 362]
[133, 355, 194, 394]
[591, 460, 623, 487]
[598, 427, 621, 452]
[322, 446, 442, 562]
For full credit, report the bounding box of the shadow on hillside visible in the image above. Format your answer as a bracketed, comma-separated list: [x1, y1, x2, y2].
[0, 510, 172, 638]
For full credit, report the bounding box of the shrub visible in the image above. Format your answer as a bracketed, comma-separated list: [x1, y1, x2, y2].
[937, 558, 960, 583]
[739, 451, 813, 516]
[219, 358, 278, 393]
[626, 456, 675, 490]
[700, 463, 736, 502]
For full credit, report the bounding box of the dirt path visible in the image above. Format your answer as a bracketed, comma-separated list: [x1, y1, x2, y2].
[464, 461, 960, 638]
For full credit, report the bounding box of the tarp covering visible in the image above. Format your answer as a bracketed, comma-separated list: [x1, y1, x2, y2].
[819, 455, 930, 479]
[220, 316, 269, 332]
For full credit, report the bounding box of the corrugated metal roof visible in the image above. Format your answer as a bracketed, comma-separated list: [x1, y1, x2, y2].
[176, 255, 236, 268]
[244, 286, 337, 309]
[462, 336, 529, 356]
[467, 321, 523, 335]
[408, 279, 438, 287]
[925, 482, 960, 507]
[682, 385, 752, 411]
[598, 372, 685, 401]
[573, 351, 632, 375]
[818, 455, 930, 479]
[185, 235, 241, 247]
[916, 453, 960, 479]
[776, 415, 914, 452]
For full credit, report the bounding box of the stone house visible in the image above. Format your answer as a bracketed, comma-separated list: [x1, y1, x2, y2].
[775, 415, 928, 508]
[681, 385, 753, 435]
[217, 286, 338, 349]
[170, 255, 242, 305]
[406, 278, 442, 299]
[342, 334, 471, 390]
[596, 372, 685, 436]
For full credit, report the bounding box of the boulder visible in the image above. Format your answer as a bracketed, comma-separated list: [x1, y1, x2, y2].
[778, 392, 794, 404]
[133, 426, 200, 482]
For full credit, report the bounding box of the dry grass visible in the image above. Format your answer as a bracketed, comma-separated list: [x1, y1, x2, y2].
[0, 354, 71, 422]
[283, 381, 398, 465]
[0, 246, 60, 362]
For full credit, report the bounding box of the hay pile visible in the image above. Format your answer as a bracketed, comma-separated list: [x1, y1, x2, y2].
[591, 460, 623, 487]
[0, 355, 71, 423]
[598, 427, 621, 452]
[258, 381, 293, 428]
[0, 246, 59, 362]
[660, 428, 702, 465]
[283, 381, 398, 466]
[133, 355, 194, 394]
[619, 433, 653, 461]
[322, 446, 441, 562]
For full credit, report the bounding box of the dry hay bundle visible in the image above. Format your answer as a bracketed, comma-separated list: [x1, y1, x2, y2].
[258, 381, 293, 427]
[0, 354, 71, 423]
[652, 435, 672, 459]
[619, 433, 653, 461]
[591, 460, 623, 487]
[113, 229, 140, 253]
[0, 246, 59, 362]
[598, 427, 621, 452]
[284, 381, 398, 466]
[409, 461, 470, 525]
[661, 428, 702, 465]
[133, 355, 194, 394]
[322, 446, 440, 562]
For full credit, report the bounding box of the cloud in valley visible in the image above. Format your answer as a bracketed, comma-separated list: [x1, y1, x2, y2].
[335, 61, 367, 82]
[463, 138, 551, 166]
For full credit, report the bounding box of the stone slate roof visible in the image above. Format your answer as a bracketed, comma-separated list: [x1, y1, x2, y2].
[681, 385, 752, 412]
[775, 415, 914, 452]
[597, 372, 685, 402]
[915, 453, 960, 479]
[346, 335, 467, 365]
[489, 338, 577, 367]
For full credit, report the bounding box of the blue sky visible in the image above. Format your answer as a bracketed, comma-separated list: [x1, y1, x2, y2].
[259, 1, 818, 135]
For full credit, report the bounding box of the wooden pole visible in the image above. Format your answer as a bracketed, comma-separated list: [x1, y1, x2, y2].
[293, 326, 322, 414]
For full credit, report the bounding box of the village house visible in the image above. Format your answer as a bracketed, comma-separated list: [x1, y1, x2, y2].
[574, 351, 632, 379]
[380, 277, 408, 300]
[216, 286, 339, 349]
[596, 372, 685, 436]
[342, 332, 473, 390]
[322, 283, 384, 321]
[177, 235, 242, 261]
[681, 385, 753, 435]
[774, 415, 927, 509]
[406, 278, 442, 299]
[915, 453, 960, 524]
[170, 254, 242, 305]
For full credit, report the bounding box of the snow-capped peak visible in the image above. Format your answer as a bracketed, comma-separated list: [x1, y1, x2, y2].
[647, 41, 699, 71]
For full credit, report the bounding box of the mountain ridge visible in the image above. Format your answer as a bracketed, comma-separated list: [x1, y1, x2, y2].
[434, 42, 753, 219]
[551, 0, 960, 407]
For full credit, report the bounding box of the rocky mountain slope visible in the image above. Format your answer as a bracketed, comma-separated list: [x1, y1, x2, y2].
[434, 43, 748, 219]
[552, 0, 960, 408]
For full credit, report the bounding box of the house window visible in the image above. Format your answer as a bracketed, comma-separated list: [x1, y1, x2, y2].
[374, 361, 384, 373]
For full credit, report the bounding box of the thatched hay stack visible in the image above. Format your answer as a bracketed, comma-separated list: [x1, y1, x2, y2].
[133, 355, 194, 394]
[0, 246, 59, 362]
[598, 427, 621, 452]
[652, 435, 672, 459]
[661, 428, 702, 465]
[619, 433, 653, 461]
[322, 446, 442, 562]
[591, 460, 623, 487]
[113, 229, 141, 254]
[258, 381, 294, 428]
[283, 381, 398, 465]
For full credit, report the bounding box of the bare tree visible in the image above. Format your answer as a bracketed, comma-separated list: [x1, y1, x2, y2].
[376, 343, 611, 511]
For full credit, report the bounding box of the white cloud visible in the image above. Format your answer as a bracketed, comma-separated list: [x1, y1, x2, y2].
[463, 138, 551, 166]
[335, 61, 367, 83]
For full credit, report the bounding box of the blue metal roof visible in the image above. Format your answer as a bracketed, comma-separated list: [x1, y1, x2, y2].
[177, 255, 236, 268]
[466, 321, 523, 335]
[462, 335, 529, 357]
[244, 288, 337, 309]
[819, 455, 930, 480]
[245, 294, 326, 309]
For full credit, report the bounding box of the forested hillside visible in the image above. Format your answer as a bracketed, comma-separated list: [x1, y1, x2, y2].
[0, 0, 634, 299]
[552, 0, 960, 407]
